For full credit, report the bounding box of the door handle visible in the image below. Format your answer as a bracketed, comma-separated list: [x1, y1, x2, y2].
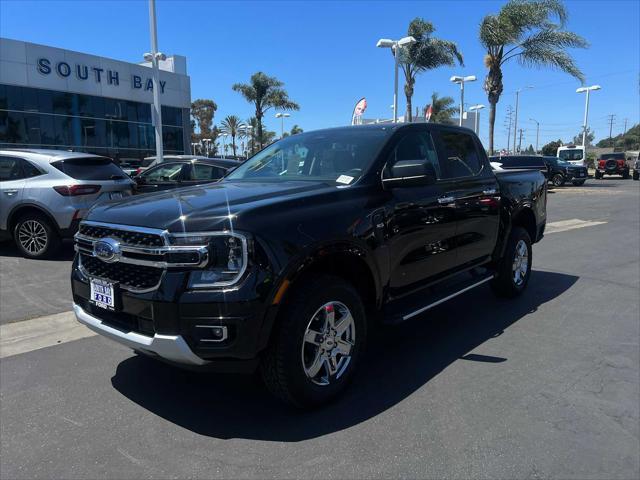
[438, 195, 455, 205]
[3, 189, 19, 196]
[483, 188, 497, 195]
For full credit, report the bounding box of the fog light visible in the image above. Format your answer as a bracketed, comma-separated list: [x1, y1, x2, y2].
[195, 325, 228, 343]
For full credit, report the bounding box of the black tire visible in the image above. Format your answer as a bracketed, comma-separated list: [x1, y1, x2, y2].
[491, 226, 532, 298]
[13, 213, 60, 259]
[633, 171, 639, 181]
[260, 274, 367, 408]
[622, 169, 630, 179]
[572, 180, 586, 186]
[551, 173, 566, 187]
[594, 171, 602, 179]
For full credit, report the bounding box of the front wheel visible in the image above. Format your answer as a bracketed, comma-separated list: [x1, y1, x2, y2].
[260, 274, 367, 408]
[633, 171, 639, 181]
[572, 180, 586, 186]
[13, 213, 60, 259]
[622, 170, 630, 179]
[551, 173, 566, 187]
[491, 226, 532, 298]
[595, 171, 602, 179]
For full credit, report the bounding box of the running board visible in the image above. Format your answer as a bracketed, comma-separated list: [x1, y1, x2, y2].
[383, 272, 495, 324]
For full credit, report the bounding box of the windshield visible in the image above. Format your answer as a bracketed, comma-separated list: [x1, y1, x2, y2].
[558, 149, 584, 161]
[225, 128, 390, 184]
[601, 153, 625, 160]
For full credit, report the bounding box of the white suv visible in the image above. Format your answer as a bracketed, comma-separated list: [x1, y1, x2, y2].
[0, 149, 134, 258]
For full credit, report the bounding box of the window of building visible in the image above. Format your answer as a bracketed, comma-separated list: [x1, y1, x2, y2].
[37, 89, 53, 114]
[53, 115, 71, 145]
[23, 114, 42, 144]
[6, 85, 23, 111]
[0, 84, 7, 110]
[6, 111, 25, 143]
[437, 130, 483, 178]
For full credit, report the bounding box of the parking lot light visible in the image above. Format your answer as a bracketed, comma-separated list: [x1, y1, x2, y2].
[576, 85, 602, 148]
[377, 36, 416, 123]
[275, 113, 291, 138]
[469, 104, 485, 134]
[450, 75, 477, 127]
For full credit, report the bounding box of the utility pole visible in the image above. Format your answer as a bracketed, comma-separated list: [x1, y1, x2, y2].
[530, 118, 540, 153]
[607, 114, 616, 147]
[504, 106, 513, 153]
[623, 118, 628, 136]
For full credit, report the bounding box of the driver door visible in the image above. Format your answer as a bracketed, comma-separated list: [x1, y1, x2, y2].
[135, 162, 187, 193]
[385, 129, 458, 297]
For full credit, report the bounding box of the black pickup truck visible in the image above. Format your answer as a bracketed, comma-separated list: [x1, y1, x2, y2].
[71, 124, 547, 408]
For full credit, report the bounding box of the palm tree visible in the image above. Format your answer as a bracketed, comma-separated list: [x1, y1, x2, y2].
[290, 124, 303, 135]
[480, 0, 587, 154]
[220, 115, 244, 156]
[428, 92, 457, 124]
[398, 18, 463, 122]
[232, 72, 299, 149]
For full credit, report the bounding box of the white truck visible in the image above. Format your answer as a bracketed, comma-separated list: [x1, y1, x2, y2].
[556, 145, 586, 167]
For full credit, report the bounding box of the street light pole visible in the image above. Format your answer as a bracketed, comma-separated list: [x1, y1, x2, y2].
[146, 0, 165, 164]
[469, 104, 485, 134]
[513, 86, 533, 153]
[450, 75, 477, 127]
[529, 118, 540, 153]
[275, 113, 290, 138]
[376, 36, 417, 123]
[576, 85, 601, 148]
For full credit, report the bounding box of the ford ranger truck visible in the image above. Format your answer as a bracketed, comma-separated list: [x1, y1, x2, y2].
[71, 124, 547, 408]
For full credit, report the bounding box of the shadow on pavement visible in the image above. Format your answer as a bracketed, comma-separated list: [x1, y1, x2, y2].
[111, 269, 578, 441]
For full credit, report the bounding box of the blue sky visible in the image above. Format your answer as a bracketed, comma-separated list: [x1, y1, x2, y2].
[1, 0, 638, 149]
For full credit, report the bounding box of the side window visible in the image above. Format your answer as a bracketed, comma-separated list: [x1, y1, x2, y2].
[388, 131, 441, 179]
[141, 163, 184, 182]
[191, 163, 227, 181]
[0, 156, 25, 181]
[438, 131, 483, 178]
[22, 159, 43, 178]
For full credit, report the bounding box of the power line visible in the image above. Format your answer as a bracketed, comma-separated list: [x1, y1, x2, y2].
[607, 114, 616, 146]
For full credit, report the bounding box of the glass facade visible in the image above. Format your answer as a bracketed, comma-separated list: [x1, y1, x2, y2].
[0, 84, 186, 161]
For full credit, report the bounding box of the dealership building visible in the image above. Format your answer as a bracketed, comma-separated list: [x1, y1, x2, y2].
[0, 37, 191, 161]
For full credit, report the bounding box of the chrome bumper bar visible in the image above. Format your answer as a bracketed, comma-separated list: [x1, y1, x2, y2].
[73, 303, 208, 366]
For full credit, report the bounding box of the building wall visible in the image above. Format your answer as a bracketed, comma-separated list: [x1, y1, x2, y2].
[0, 38, 191, 160]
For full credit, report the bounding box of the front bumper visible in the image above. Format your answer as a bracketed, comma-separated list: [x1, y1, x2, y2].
[74, 303, 207, 365]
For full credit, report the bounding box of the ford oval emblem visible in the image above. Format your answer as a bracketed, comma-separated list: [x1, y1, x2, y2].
[94, 238, 121, 263]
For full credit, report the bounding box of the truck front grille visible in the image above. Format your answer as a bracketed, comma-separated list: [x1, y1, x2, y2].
[80, 253, 163, 291]
[78, 223, 164, 247]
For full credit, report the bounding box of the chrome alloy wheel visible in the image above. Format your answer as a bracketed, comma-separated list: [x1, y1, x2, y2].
[512, 239, 529, 286]
[301, 301, 356, 386]
[18, 220, 48, 255]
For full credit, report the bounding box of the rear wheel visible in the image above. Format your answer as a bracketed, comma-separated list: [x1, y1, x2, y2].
[633, 170, 639, 181]
[595, 171, 602, 179]
[13, 213, 60, 259]
[622, 169, 630, 179]
[551, 173, 566, 187]
[491, 227, 532, 298]
[572, 180, 586, 186]
[261, 275, 367, 408]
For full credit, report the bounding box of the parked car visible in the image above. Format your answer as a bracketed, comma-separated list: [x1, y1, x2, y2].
[556, 144, 586, 167]
[595, 152, 630, 179]
[135, 155, 239, 176]
[133, 158, 239, 194]
[633, 157, 639, 181]
[71, 124, 547, 408]
[0, 149, 134, 258]
[542, 156, 588, 186]
[488, 155, 549, 179]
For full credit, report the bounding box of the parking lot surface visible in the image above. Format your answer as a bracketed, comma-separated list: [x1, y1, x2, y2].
[1, 179, 638, 478]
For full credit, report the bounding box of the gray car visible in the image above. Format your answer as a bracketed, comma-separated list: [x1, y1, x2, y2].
[0, 149, 134, 258]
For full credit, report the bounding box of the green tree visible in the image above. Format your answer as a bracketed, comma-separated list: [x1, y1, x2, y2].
[480, 0, 587, 154]
[220, 115, 244, 156]
[428, 92, 457, 124]
[541, 138, 563, 156]
[190, 99, 217, 136]
[290, 124, 303, 135]
[232, 72, 299, 149]
[572, 127, 594, 147]
[398, 18, 463, 122]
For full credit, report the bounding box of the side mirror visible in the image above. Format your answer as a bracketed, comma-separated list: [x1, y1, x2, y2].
[133, 176, 144, 185]
[382, 160, 437, 188]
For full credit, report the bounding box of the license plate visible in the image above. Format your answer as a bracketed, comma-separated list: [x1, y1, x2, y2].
[90, 279, 115, 310]
[578, 172, 585, 177]
[109, 192, 123, 200]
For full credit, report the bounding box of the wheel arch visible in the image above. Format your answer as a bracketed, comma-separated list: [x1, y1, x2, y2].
[7, 203, 60, 237]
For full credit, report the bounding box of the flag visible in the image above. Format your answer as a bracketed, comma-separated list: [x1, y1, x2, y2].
[424, 104, 433, 122]
[351, 98, 367, 125]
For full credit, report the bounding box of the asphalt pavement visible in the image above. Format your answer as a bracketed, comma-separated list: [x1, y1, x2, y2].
[1, 178, 638, 479]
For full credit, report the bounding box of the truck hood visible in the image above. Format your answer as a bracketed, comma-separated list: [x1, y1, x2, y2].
[85, 180, 335, 232]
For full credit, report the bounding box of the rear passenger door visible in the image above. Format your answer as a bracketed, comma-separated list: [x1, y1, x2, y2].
[433, 129, 500, 267]
[0, 156, 27, 231]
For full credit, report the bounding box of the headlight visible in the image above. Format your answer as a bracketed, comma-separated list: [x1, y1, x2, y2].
[169, 232, 248, 288]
